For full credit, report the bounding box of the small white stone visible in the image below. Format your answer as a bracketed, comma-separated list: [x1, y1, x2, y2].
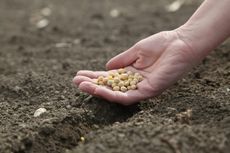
[165, 0, 185, 12]
[110, 9, 120, 18]
[36, 19, 49, 29]
[34, 108, 47, 117]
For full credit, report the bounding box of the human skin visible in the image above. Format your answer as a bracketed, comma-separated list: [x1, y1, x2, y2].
[73, 0, 230, 105]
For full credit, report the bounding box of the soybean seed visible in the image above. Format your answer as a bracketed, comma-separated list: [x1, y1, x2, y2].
[118, 68, 126, 74]
[121, 86, 127, 92]
[114, 77, 120, 83]
[118, 81, 124, 87]
[98, 76, 104, 81]
[131, 85, 137, 90]
[107, 80, 114, 86]
[113, 86, 120, 91]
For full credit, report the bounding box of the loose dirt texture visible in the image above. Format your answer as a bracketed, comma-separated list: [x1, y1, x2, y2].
[0, 0, 229, 153]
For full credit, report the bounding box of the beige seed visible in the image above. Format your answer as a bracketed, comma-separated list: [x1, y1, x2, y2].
[98, 76, 104, 81]
[120, 74, 128, 80]
[128, 78, 133, 83]
[127, 71, 133, 75]
[114, 72, 120, 77]
[118, 68, 126, 74]
[130, 81, 137, 86]
[127, 86, 131, 90]
[108, 75, 113, 79]
[112, 83, 117, 88]
[96, 80, 99, 85]
[108, 72, 115, 77]
[107, 80, 114, 86]
[128, 75, 134, 80]
[103, 78, 108, 84]
[113, 86, 120, 91]
[131, 85, 137, 90]
[137, 75, 143, 81]
[124, 81, 130, 86]
[120, 86, 127, 92]
[114, 77, 120, 83]
[118, 81, 124, 87]
[133, 78, 138, 83]
[98, 81, 104, 85]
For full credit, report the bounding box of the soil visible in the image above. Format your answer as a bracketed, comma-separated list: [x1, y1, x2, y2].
[0, 0, 229, 153]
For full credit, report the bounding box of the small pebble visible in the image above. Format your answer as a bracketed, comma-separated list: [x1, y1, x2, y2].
[80, 136, 85, 142]
[36, 19, 49, 29]
[110, 9, 120, 18]
[34, 108, 47, 117]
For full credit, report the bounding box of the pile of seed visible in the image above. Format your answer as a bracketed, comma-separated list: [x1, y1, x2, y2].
[96, 68, 143, 92]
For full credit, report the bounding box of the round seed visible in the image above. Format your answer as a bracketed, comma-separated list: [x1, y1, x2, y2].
[128, 75, 134, 80]
[112, 83, 117, 88]
[127, 71, 133, 75]
[98, 81, 104, 85]
[120, 74, 128, 80]
[124, 81, 130, 86]
[114, 77, 120, 83]
[118, 81, 124, 87]
[96, 80, 99, 85]
[120, 86, 127, 92]
[133, 78, 138, 83]
[130, 81, 137, 86]
[113, 86, 120, 91]
[137, 75, 143, 81]
[127, 86, 131, 90]
[131, 85, 137, 90]
[103, 78, 108, 84]
[107, 80, 114, 86]
[108, 72, 115, 77]
[114, 72, 120, 77]
[108, 75, 113, 79]
[98, 76, 104, 81]
[118, 68, 126, 74]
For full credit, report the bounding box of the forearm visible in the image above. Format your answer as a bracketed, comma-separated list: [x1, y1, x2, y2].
[176, 0, 230, 60]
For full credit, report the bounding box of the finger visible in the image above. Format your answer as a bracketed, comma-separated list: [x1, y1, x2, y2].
[76, 70, 108, 78]
[106, 46, 138, 70]
[73, 75, 96, 86]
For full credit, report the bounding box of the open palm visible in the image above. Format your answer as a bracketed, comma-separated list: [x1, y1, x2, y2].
[73, 30, 198, 105]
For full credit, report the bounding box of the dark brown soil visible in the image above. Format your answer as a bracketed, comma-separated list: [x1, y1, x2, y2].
[0, 0, 229, 153]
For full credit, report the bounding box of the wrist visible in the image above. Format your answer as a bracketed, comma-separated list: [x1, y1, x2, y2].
[174, 24, 213, 62]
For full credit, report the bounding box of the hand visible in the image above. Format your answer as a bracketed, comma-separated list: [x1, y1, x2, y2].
[73, 30, 198, 105]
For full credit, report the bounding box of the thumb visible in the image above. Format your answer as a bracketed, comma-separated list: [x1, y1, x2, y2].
[106, 46, 138, 70]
